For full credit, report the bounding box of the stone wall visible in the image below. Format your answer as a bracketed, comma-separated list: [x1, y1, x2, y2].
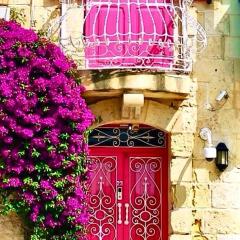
[192, 1, 240, 240]
[0, 0, 240, 240]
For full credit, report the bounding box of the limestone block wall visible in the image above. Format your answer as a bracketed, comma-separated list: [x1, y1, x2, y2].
[192, 0, 240, 240]
[0, 0, 239, 240]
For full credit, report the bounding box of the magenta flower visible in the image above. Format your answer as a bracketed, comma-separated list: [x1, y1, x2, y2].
[22, 191, 36, 204]
[6, 177, 22, 187]
[30, 204, 41, 222]
[44, 214, 58, 228]
[0, 19, 94, 240]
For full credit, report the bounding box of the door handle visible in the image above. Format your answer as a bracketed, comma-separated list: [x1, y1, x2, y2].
[117, 203, 122, 224]
[124, 203, 129, 225]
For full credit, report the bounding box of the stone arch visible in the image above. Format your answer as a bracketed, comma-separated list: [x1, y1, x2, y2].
[88, 98, 180, 133]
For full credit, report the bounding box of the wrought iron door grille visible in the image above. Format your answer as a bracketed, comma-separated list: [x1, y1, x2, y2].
[53, 0, 207, 72]
[88, 126, 166, 147]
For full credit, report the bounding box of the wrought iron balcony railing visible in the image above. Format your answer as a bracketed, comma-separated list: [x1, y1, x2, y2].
[49, 0, 207, 72]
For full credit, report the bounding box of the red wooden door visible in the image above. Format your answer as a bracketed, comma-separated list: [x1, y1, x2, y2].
[87, 125, 169, 240]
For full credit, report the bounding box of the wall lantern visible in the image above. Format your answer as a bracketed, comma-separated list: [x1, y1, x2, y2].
[199, 128, 229, 172]
[216, 142, 229, 171]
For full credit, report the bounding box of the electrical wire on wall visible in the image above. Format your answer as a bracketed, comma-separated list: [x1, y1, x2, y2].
[205, 83, 229, 111]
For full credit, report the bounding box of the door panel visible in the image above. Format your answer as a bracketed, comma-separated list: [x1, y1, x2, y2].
[129, 157, 162, 240]
[88, 146, 168, 240]
[88, 156, 118, 240]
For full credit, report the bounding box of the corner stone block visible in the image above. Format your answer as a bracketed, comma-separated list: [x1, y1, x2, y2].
[196, 210, 240, 234]
[171, 157, 192, 183]
[171, 133, 194, 158]
[193, 168, 210, 183]
[172, 183, 193, 208]
[171, 208, 192, 234]
[193, 184, 211, 208]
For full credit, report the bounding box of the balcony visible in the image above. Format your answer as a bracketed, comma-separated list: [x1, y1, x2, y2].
[50, 0, 207, 73]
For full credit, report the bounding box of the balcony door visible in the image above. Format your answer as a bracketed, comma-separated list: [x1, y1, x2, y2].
[84, 0, 174, 69]
[87, 125, 169, 240]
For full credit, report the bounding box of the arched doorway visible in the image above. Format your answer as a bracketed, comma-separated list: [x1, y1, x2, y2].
[88, 124, 170, 240]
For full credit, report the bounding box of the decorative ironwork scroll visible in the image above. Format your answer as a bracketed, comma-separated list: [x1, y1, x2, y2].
[88, 126, 166, 147]
[129, 157, 162, 240]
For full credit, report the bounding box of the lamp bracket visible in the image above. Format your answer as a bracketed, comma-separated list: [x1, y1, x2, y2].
[199, 127, 212, 142]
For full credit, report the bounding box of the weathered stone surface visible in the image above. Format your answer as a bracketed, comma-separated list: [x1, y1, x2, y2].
[230, 15, 240, 37]
[171, 157, 192, 183]
[83, 73, 192, 94]
[172, 183, 193, 208]
[193, 159, 220, 183]
[234, 60, 240, 81]
[195, 210, 240, 234]
[171, 209, 192, 234]
[222, 0, 240, 14]
[193, 59, 234, 83]
[225, 37, 240, 59]
[170, 235, 191, 240]
[171, 133, 195, 157]
[89, 98, 122, 124]
[32, 6, 60, 31]
[144, 100, 178, 131]
[220, 167, 240, 183]
[193, 184, 211, 208]
[171, 107, 197, 133]
[201, 36, 223, 59]
[217, 235, 240, 240]
[211, 183, 240, 209]
[193, 168, 210, 183]
[203, 5, 230, 36]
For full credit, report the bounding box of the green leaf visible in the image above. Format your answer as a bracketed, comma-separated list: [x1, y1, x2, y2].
[60, 133, 70, 140]
[43, 106, 49, 112]
[44, 201, 55, 211]
[18, 149, 25, 157]
[47, 145, 55, 152]
[49, 170, 62, 178]
[0, 159, 5, 169]
[32, 148, 40, 158]
[54, 180, 67, 189]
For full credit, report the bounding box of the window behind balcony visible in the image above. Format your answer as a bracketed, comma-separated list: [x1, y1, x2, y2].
[84, 0, 174, 70]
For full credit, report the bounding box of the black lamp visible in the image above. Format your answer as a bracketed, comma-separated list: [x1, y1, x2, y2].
[216, 142, 229, 171]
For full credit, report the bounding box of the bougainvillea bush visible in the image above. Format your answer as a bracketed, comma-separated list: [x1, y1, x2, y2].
[0, 19, 94, 239]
